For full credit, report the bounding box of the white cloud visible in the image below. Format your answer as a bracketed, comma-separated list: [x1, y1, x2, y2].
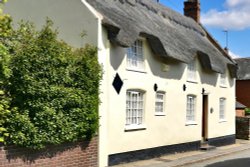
[228, 50, 242, 58]
[225, 0, 250, 7]
[201, 0, 250, 30]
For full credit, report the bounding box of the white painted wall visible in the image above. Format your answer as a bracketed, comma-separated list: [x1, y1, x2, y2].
[105, 38, 235, 155]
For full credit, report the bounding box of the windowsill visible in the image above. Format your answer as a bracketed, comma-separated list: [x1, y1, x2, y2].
[185, 121, 198, 126]
[126, 68, 146, 74]
[220, 85, 227, 88]
[155, 112, 166, 116]
[219, 119, 227, 123]
[187, 79, 198, 84]
[124, 124, 146, 131]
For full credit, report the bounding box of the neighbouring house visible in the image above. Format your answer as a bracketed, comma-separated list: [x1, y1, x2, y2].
[4, 0, 237, 166]
[234, 58, 250, 140]
[236, 101, 246, 117]
[235, 58, 250, 108]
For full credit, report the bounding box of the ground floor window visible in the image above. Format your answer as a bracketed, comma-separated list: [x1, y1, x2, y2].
[219, 98, 226, 120]
[155, 92, 165, 114]
[126, 90, 144, 126]
[186, 95, 196, 123]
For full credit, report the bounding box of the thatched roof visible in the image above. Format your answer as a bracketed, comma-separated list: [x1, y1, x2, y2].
[86, 0, 236, 76]
[235, 58, 250, 80]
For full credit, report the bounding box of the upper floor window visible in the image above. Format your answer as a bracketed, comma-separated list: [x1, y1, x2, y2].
[220, 73, 227, 87]
[126, 90, 144, 127]
[186, 95, 196, 123]
[187, 60, 197, 82]
[219, 98, 226, 120]
[127, 40, 144, 71]
[155, 92, 165, 115]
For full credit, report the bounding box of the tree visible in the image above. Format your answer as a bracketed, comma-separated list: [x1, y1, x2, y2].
[0, 2, 101, 148]
[0, 0, 11, 143]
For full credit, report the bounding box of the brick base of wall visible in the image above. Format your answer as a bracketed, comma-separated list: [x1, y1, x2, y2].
[0, 137, 98, 167]
[236, 117, 250, 140]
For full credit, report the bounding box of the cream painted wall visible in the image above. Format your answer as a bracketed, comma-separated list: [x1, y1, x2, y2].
[106, 38, 235, 155]
[4, 0, 98, 48]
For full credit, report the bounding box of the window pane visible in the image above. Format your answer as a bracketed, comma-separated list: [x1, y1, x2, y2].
[220, 74, 226, 86]
[155, 92, 165, 113]
[219, 98, 226, 120]
[186, 95, 196, 122]
[126, 90, 144, 125]
[127, 40, 144, 70]
[187, 61, 196, 81]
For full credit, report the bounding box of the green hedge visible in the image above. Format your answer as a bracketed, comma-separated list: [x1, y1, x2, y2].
[0, 17, 101, 149]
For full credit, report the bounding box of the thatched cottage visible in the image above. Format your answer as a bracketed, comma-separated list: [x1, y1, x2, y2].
[5, 0, 237, 166]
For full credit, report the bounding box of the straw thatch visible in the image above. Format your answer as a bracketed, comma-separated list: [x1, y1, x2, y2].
[86, 0, 236, 76]
[235, 58, 250, 80]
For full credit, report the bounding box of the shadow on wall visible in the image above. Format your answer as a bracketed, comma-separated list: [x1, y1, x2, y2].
[228, 74, 235, 88]
[109, 42, 185, 81]
[199, 68, 217, 87]
[110, 44, 126, 71]
[148, 55, 185, 80]
[205, 158, 250, 167]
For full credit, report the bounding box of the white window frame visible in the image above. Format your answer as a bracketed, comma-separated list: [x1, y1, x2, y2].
[187, 60, 197, 82]
[219, 98, 226, 121]
[220, 73, 227, 87]
[155, 92, 165, 116]
[127, 40, 145, 71]
[125, 90, 145, 130]
[186, 95, 197, 125]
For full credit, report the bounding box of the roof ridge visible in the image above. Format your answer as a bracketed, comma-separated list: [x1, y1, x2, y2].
[124, 0, 206, 36]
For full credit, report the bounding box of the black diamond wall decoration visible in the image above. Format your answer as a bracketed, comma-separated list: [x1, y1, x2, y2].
[112, 73, 123, 94]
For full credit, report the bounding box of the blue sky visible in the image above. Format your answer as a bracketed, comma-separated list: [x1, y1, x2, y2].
[160, 0, 250, 58]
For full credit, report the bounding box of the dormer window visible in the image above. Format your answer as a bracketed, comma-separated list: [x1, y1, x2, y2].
[187, 60, 197, 82]
[220, 73, 227, 87]
[127, 40, 144, 71]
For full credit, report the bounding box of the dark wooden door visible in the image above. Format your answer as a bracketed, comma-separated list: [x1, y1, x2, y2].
[202, 95, 208, 140]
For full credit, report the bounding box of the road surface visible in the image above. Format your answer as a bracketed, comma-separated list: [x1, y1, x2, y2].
[184, 149, 250, 167]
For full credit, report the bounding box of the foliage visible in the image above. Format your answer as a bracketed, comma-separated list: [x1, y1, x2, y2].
[245, 108, 250, 115]
[0, 0, 8, 14]
[0, 18, 101, 149]
[0, 43, 11, 143]
[0, 1, 11, 144]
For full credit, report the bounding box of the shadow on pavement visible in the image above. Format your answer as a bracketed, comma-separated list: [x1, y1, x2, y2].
[205, 158, 250, 167]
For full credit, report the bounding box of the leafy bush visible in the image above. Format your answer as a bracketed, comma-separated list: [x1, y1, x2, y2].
[245, 108, 250, 115]
[0, 0, 11, 143]
[0, 18, 101, 149]
[0, 43, 11, 143]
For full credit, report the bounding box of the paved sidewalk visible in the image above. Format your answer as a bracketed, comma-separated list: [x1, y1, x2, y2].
[113, 139, 250, 167]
